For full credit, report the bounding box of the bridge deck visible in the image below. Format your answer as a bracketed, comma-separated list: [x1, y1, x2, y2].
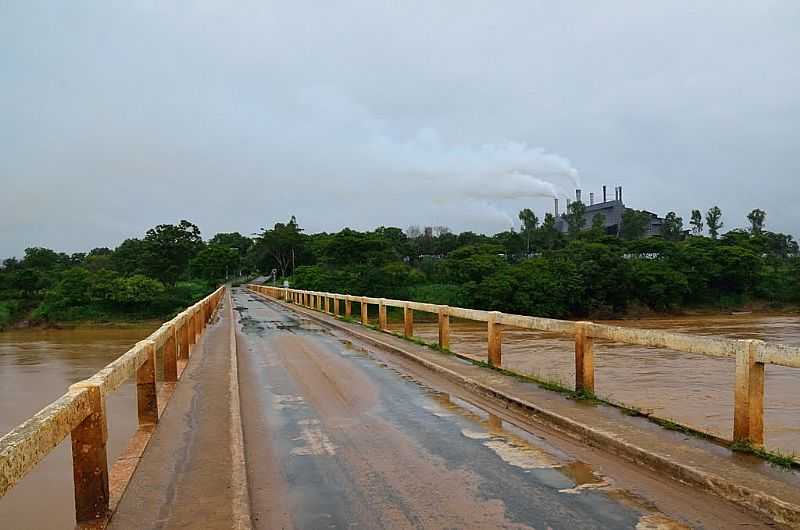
[108, 288, 790, 529]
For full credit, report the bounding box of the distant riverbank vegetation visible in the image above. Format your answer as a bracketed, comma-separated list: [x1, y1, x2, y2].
[1, 206, 798, 328]
[0, 221, 251, 329]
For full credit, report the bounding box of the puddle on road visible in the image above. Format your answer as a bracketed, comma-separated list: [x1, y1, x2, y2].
[332, 335, 691, 529]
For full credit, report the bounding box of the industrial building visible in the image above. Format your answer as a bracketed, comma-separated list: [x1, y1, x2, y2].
[553, 185, 664, 237]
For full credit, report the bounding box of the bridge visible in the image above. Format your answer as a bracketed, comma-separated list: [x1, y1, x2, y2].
[2, 285, 800, 529]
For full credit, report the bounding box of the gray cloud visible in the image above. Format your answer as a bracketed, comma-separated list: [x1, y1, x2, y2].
[1, 1, 798, 259]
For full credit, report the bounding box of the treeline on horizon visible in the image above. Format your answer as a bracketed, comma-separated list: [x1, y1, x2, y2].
[1, 205, 798, 329]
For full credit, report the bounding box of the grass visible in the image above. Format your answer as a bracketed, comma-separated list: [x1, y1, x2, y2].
[730, 441, 799, 469]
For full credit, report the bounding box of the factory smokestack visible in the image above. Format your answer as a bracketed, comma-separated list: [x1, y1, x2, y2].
[619, 186, 623, 203]
[614, 186, 619, 201]
[575, 189, 582, 203]
[589, 192, 594, 206]
[603, 185, 607, 203]
[554, 198, 559, 217]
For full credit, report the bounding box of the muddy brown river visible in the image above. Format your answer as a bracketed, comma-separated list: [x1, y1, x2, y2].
[0, 324, 158, 530]
[388, 313, 800, 456]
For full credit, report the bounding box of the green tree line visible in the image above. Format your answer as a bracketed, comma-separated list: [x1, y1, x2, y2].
[0, 221, 251, 328]
[2, 206, 798, 328]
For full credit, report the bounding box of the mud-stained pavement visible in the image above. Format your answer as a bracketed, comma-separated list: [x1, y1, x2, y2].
[234, 289, 760, 530]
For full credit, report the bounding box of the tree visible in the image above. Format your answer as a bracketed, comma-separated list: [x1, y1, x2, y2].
[251, 216, 307, 277]
[747, 209, 766, 235]
[565, 201, 586, 238]
[111, 275, 166, 305]
[191, 245, 240, 282]
[140, 220, 204, 284]
[588, 213, 607, 240]
[706, 206, 723, 239]
[690, 209, 704, 235]
[537, 213, 561, 250]
[620, 209, 650, 240]
[662, 211, 684, 241]
[209, 232, 253, 257]
[518, 208, 539, 254]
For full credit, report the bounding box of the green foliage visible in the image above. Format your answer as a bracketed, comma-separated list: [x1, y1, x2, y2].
[706, 206, 723, 239]
[191, 244, 240, 282]
[2, 208, 800, 328]
[620, 209, 650, 240]
[565, 201, 587, 237]
[690, 209, 704, 235]
[661, 211, 684, 241]
[111, 275, 165, 305]
[747, 208, 766, 234]
[141, 220, 204, 284]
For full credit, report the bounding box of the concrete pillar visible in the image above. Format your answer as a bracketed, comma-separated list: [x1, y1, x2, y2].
[487, 312, 502, 368]
[438, 306, 450, 350]
[734, 339, 765, 445]
[178, 318, 189, 361]
[403, 305, 413, 337]
[345, 298, 352, 318]
[70, 384, 109, 524]
[188, 313, 196, 346]
[379, 300, 387, 330]
[575, 322, 594, 394]
[136, 341, 158, 425]
[361, 297, 369, 325]
[163, 324, 178, 382]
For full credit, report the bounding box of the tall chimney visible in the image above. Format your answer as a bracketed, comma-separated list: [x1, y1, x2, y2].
[618, 186, 623, 203]
[575, 189, 582, 203]
[554, 198, 559, 217]
[614, 186, 619, 201]
[589, 192, 595, 206]
[603, 185, 607, 203]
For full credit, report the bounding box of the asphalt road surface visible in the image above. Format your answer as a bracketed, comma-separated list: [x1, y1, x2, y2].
[233, 288, 771, 530]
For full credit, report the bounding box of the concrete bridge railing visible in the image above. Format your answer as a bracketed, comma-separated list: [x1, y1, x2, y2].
[0, 286, 225, 526]
[248, 284, 800, 449]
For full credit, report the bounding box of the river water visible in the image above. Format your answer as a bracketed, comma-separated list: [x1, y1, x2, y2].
[388, 313, 800, 456]
[0, 324, 158, 530]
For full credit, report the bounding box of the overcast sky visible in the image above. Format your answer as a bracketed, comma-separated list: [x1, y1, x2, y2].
[1, 2, 798, 259]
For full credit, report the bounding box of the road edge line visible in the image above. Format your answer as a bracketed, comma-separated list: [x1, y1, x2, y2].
[227, 287, 253, 530]
[256, 293, 800, 528]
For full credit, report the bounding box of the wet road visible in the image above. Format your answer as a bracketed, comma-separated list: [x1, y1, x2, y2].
[234, 289, 747, 530]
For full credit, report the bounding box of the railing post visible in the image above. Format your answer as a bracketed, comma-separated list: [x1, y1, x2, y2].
[178, 315, 189, 360]
[136, 340, 158, 425]
[187, 312, 196, 347]
[317, 294, 323, 311]
[575, 322, 595, 394]
[163, 324, 178, 382]
[345, 297, 352, 318]
[333, 296, 340, 317]
[487, 312, 502, 367]
[438, 306, 450, 350]
[326, 295, 332, 314]
[379, 300, 387, 330]
[361, 297, 369, 325]
[403, 304, 413, 337]
[70, 383, 109, 524]
[734, 339, 765, 446]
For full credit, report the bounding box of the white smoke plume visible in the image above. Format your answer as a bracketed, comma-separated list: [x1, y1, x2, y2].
[362, 127, 579, 228]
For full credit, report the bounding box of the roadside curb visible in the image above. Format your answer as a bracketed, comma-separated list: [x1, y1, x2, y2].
[227, 288, 253, 530]
[254, 292, 800, 528]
